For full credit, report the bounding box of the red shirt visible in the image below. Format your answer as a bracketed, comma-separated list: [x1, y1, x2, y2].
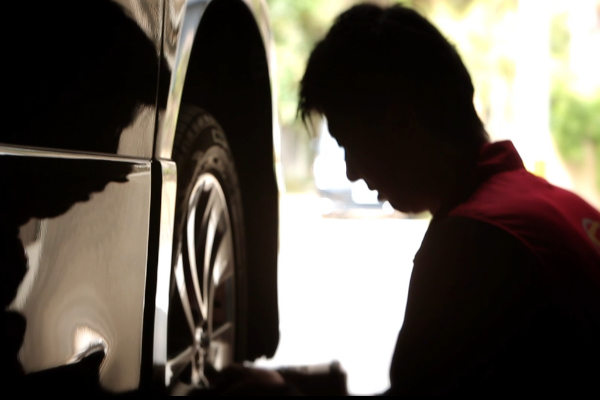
[451, 140, 600, 280]
[389, 141, 600, 396]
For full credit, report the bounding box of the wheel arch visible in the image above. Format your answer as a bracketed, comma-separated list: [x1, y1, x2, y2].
[155, 0, 279, 163]
[156, 0, 280, 364]
[180, 0, 274, 161]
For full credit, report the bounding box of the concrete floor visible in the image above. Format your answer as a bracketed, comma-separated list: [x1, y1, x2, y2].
[256, 193, 429, 394]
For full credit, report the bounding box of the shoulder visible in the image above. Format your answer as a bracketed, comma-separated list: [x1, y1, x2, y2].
[415, 215, 534, 266]
[409, 216, 541, 308]
[392, 219, 552, 395]
[449, 169, 600, 241]
[446, 171, 600, 272]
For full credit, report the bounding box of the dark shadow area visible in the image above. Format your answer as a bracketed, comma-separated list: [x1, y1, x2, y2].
[0, 157, 133, 394]
[183, 0, 280, 362]
[1, 0, 168, 154]
[0, 0, 170, 394]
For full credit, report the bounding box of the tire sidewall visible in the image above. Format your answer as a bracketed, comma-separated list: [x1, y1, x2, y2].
[170, 107, 247, 368]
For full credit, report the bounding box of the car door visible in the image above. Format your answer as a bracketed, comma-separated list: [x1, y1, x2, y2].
[0, 0, 163, 392]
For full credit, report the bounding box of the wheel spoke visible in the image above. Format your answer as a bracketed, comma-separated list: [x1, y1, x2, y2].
[186, 189, 205, 321]
[191, 353, 201, 386]
[210, 322, 233, 341]
[174, 256, 196, 336]
[212, 230, 233, 287]
[166, 345, 196, 384]
[201, 190, 222, 319]
[169, 172, 237, 392]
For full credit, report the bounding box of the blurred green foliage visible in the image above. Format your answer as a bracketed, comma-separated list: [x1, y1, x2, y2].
[550, 12, 570, 58]
[267, 0, 348, 127]
[267, 0, 358, 190]
[551, 86, 600, 161]
[549, 12, 600, 189]
[267, 0, 519, 128]
[551, 85, 600, 187]
[267, 0, 599, 191]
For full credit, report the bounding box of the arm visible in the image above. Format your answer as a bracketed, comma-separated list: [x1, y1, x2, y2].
[386, 216, 544, 395]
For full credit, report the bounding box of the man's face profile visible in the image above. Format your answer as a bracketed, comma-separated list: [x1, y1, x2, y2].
[325, 107, 438, 215]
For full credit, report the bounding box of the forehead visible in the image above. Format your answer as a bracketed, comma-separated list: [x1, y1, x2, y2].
[324, 108, 373, 132]
[324, 106, 400, 142]
[324, 113, 364, 146]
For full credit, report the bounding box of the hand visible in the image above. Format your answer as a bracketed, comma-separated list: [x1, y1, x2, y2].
[208, 364, 290, 395]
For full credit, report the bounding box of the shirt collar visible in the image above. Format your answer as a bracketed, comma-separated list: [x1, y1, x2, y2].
[473, 140, 525, 182]
[434, 140, 525, 218]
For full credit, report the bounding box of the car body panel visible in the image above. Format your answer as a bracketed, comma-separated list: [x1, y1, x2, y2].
[1, 0, 279, 393]
[1, 146, 152, 392]
[155, 0, 208, 160]
[113, 0, 165, 158]
[154, 0, 281, 363]
[1, 1, 162, 391]
[140, 159, 177, 389]
[155, 0, 277, 160]
[2, 0, 163, 159]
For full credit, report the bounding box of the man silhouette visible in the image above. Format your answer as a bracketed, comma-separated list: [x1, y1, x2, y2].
[296, 3, 600, 395]
[216, 3, 600, 396]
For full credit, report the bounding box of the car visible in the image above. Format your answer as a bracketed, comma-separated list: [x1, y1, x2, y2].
[0, 0, 280, 394]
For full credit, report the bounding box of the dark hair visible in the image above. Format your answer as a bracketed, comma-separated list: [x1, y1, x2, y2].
[299, 3, 487, 146]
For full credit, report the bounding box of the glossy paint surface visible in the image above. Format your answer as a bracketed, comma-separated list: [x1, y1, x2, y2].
[155, 0, 277, 160]
[156, 0, 281, 364]
[155, 0, 209, 159]
[1, 0, 279, 393]
[0, 1, 164, 391]
[148, 159, 178, 385]
[2, 0, 164, 158]
[1, 146, 152, 392]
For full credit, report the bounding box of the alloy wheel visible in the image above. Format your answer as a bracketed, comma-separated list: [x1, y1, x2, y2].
[166, 173, 236, 390]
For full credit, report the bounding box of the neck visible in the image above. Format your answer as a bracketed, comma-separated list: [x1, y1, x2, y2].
[429, 141, 482, 217]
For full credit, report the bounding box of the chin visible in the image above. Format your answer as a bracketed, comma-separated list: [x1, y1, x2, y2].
[389, 199, 430, 214]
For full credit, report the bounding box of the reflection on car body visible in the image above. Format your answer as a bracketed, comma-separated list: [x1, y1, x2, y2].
[1, 0, 280, 394]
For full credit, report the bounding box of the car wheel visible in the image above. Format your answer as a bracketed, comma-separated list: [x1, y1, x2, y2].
[166, 105, 247, 392]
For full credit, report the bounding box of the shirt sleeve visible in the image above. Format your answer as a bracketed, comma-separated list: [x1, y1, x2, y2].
[385, 216, 545, 396]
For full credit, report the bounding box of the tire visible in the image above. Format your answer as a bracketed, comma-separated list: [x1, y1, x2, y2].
[166, 105, 247, 391]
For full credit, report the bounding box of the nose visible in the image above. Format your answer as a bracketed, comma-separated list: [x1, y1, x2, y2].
[345, 156, 360, 182]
